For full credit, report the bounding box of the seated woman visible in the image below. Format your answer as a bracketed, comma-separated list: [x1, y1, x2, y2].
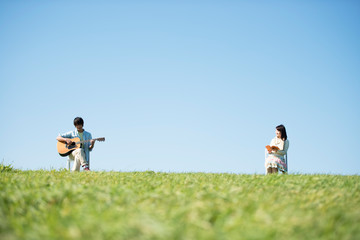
[265, 124, 289, 174]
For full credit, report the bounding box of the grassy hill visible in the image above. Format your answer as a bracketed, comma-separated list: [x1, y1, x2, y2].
[1, 169, 359, 240]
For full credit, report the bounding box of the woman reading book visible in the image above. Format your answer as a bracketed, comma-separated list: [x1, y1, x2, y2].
[265, 124, 289, 174]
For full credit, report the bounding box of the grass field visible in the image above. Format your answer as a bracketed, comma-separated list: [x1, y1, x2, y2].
[1, 166, 359, 240]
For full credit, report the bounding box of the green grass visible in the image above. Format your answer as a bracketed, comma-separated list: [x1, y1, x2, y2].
[1, 169, 359, 240]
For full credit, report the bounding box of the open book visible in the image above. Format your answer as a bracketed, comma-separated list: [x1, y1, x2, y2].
[266, 145, 279, 152]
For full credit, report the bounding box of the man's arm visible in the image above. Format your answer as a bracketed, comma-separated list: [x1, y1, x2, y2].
[56, 136, 72, 145]
[89, 132, 95, 150]
[89, 139, 95, 150]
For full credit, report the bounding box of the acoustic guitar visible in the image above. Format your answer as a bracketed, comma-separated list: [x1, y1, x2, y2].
[57, 137, 105, 156]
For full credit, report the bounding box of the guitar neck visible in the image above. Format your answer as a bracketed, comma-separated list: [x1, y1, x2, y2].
[76, 138, 104, 144]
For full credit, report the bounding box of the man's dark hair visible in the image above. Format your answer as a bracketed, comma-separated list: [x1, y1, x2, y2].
[74, 117, 84, 126]
[276, 124, 287, 141]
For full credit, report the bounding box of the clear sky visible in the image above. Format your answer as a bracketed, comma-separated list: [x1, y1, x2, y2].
[1, 1, 359, 174]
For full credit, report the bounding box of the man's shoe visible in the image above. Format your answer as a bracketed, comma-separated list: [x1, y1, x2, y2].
[84, 167, 90, 171]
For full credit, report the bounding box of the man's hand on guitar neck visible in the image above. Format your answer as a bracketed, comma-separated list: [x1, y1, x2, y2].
[89, 139, 95, 150]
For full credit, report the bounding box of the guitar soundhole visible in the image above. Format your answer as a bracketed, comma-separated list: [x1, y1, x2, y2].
[67, 142, 76, 150]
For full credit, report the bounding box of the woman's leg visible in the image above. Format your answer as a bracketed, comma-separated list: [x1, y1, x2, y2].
[272, 168, 278, 174]
[266, 168, 272, 175]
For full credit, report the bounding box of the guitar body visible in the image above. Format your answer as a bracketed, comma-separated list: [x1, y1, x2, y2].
[57, 137, 81, 156]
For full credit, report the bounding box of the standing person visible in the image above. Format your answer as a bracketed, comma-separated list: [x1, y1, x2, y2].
[265, 124, 289, 174]
[56, 117, 95, 171]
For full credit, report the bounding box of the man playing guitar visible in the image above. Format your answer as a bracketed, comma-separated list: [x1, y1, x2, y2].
[56, 117, 95, 171]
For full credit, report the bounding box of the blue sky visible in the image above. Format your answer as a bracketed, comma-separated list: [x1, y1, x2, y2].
[1, 1, 359, 174]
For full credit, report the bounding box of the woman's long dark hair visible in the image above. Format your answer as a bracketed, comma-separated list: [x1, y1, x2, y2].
[276, 124, 287, 141]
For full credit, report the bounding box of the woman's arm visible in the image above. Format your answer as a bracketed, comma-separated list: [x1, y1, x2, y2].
[276, 140, 289, 156]
[269, 138, 276, 153]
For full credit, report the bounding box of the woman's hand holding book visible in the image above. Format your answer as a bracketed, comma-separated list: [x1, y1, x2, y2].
[266, 145, 279, 153]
